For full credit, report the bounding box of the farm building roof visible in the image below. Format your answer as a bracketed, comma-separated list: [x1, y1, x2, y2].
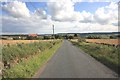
[28, 34, 38, 37]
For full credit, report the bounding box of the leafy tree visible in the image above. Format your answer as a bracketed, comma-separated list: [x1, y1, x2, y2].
[55, 34, 62, 39]
[87, 35, 102, 39]
[43, 36, 51, 39]
[64, 35, 69, 39]
[69, 36, 74, 39]
[26, 36, 38, 40]
[110, 36, 115, 39]
[74, 34, 78, 37]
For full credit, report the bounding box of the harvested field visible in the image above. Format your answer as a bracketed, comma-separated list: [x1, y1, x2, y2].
[69, 39, 78, 42]
[86, 39, 120, 45]
[1, 40, 55, 45]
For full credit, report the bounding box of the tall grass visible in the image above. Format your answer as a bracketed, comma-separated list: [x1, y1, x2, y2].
[71, 41, 119, 74]
[2, 40, 62, 78]
[2, 41, 59, 63]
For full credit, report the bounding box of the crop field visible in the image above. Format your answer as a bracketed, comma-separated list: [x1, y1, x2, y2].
[1, 40, 56, 45]
[85, 39, 120, 45]
[69, 39, 78, 42]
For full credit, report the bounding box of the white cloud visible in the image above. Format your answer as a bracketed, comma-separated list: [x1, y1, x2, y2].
[94, 2, 118, 25]
[80, 10, 94, 23]
[33, 8, 47, 19]
[2, 1, 48, 19]
[51, 21, 118, 33]
[1, 1, 51, 34]
[2, 16, 53, 34]
[2, 1, 30, 18]
[1, 1, 119, 34]
[94, 7, 110, 24]
[48, 0, 118, 25]
[47, 0, 118, 27]
[47, 0, 84, 21]
[2, 15, 118, 34]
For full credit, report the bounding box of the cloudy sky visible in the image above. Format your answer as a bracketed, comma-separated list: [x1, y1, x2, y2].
[1, 0, 119, 34]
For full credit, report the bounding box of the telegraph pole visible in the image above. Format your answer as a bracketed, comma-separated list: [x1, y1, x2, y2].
[52, 25, 54, 39]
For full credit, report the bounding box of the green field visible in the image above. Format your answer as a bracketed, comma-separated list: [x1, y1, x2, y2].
[2, 40, 62, 78]
[71, 41, 120, 74]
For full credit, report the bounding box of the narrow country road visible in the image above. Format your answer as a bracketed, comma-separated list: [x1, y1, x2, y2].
[39, 40, 117, 78]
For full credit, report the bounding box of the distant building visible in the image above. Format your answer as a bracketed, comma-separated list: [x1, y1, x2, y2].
[28, 34, 38, 37]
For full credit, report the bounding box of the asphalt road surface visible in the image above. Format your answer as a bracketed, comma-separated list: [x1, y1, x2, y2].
[39, 40, 117, 78]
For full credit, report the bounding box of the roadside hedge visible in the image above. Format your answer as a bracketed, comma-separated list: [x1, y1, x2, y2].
[2, 41, 59, 63]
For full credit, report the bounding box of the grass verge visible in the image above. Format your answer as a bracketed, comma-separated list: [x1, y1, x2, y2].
[71, 41, 120, 75]
[2, 40, 63, 78]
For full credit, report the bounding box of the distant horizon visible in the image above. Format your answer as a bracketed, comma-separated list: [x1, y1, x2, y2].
[1, 31, 120, 35]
